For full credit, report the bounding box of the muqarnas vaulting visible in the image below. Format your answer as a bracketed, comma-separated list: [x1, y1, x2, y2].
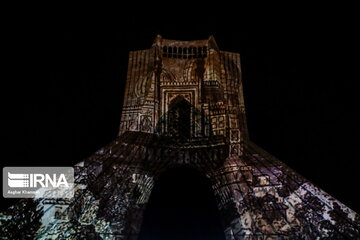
[1, 36, 359, 240]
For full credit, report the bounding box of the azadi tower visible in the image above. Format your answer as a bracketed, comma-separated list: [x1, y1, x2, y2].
[1, 36, 359, 239]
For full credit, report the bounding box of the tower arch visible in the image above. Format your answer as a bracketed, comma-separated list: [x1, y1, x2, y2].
[1, 36, 359, 240]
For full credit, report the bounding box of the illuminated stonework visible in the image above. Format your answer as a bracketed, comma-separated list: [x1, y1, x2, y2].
[1, 36, 359, 239]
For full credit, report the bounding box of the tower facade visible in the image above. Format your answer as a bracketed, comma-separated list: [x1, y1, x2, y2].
[119, 35, 247, 153]
[1, 36, 359, 240]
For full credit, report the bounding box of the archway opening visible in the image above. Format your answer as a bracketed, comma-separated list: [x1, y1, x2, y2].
[138, 166, 225, 240]
[167, 96, 191, 139]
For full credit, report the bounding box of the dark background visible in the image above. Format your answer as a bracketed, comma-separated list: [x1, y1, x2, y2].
[3, 6, 359, 239]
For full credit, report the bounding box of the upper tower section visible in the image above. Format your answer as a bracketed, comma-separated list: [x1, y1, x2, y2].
[154, 35, 220, 86]
[119, 35, 248, 150]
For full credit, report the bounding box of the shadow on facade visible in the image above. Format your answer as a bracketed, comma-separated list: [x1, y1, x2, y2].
[138, 166, 225, 240]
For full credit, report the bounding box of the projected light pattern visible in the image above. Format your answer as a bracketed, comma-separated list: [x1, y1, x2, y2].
[1, 36, 359, 240]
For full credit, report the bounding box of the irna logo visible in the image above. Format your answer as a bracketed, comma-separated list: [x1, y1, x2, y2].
[8, 172, 69, 188]
[3, 167, 74, 198]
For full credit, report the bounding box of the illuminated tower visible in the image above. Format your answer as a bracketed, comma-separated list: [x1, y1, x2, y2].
[1, 36, 359, 240]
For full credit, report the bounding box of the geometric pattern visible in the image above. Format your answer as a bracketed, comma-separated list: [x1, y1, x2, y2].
[1, 36, 359, 240]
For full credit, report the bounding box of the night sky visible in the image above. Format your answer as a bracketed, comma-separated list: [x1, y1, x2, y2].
[4, 7, 359, 239]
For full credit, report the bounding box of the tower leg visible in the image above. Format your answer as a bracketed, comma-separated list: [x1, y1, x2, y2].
[209, 144, 360, 240]
[0, 137, 155, 240]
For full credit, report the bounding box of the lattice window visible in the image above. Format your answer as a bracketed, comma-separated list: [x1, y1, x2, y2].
[162, 46, 208, 59]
